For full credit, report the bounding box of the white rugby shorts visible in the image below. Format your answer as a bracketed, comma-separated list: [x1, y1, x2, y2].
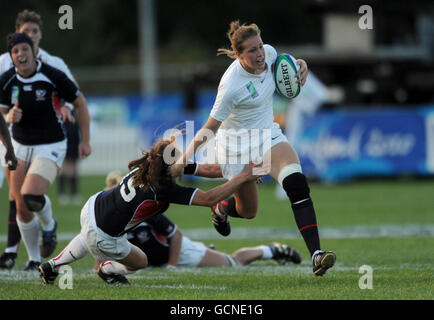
[216, 122, 288, 179]
[177, 236, 207, 267]
[80, 193, 132, 261]
[10, 138, 67, 168]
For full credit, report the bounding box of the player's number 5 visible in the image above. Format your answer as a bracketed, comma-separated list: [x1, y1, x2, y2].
[120, 177, 136, 202]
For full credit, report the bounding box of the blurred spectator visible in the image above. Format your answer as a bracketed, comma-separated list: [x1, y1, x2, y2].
[57, 109, 82, 205]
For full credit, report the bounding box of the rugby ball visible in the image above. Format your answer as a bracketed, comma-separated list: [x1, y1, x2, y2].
[273, 53, 301, 99]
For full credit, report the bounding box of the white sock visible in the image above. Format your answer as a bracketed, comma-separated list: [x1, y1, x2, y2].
[259, 245, 273, 259]
[100, 261, 135, 275]
[51, 234, 89, 269]
[34, 195, 55, 231]
[5, 244, 19, 253]
[312, 249, 322, 261]
[17, 216, 41, 262]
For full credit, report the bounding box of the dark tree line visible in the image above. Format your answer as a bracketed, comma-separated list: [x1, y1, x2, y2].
[0, 0, 322, 67]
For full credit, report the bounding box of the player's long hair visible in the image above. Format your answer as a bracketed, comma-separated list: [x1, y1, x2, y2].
[128, 136, 178, 192]
[217, 20, 261, 59]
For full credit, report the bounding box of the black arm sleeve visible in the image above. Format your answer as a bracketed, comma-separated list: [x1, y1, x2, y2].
[184, 163, 198, 175]
[146, 214, 177, 238]
[156, 183, 198, 205]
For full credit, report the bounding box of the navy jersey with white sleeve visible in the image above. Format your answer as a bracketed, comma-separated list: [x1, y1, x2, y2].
[0, 61, 79, 145]
[94, 169, 198, 237]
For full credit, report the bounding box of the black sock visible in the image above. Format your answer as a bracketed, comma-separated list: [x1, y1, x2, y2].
[58, 175, 66, 195]
[217, 196, 242, 218]
[282, 173, 321, 257]
[291, 199, 321, 257]
[6, 200, 20, 249]
[69, 175, 78, 195]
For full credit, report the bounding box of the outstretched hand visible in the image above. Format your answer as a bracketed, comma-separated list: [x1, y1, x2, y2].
[242, 161, 266, 182]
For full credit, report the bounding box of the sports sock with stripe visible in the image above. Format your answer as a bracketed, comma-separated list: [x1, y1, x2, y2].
[292, 199, 321, 257]
[281, 173, 321, 257]
[5, 200, 21, 253]
[51, 234, 89, 269]
[100, 261, 135, 275]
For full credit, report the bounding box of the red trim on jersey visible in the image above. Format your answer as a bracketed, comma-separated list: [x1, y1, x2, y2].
[299, 224, 317, 232]
[52, 92, 62, 116]
[151, 230, 168, 245]
[129, 200, 167, 225]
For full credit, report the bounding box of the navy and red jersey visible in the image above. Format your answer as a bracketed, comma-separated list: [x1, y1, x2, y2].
[127, 214, 177, 267]
[94, 169, 198, 237]
[0, 60, 80, 145]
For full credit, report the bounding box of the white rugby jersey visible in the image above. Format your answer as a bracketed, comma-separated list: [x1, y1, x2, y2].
[0, 48, 75, 82]
[210, 44, 277, 132]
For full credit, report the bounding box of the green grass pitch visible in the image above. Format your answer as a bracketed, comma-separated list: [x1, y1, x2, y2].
[0, 175, 433, 300]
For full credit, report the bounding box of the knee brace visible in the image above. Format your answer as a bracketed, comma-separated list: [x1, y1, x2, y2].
[23, 194, 46, 212]
[28, 158, 58, 184]
[280, 170, 311, 207]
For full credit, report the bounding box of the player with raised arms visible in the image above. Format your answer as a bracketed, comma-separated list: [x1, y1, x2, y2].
[171, 20, 336, 276]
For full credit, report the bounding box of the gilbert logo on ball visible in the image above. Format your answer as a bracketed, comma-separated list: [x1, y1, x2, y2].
[273, 54, 300, 99]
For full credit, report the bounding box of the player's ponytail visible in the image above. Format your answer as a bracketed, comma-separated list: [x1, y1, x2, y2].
[128, 137, 175, 192]
[217, 20, 261, 59]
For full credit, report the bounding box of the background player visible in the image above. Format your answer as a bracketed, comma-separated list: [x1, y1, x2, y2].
[0, 10, 79, 269]
[57, 109, 82, 205]
[0, 32, 91, 270]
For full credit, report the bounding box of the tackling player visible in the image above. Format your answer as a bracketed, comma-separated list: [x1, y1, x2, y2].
[102, 171, 302, 269]
[38, 137, 262, 285]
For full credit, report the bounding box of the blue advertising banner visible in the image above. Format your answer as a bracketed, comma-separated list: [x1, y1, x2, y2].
[294, 107, 434, 181]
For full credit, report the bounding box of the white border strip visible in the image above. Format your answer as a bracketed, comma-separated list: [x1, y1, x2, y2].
[1, 224, 433, 242]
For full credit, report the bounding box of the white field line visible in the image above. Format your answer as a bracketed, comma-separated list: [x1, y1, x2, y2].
[1, 224, 433, 243]
[1, 262, 432, 284]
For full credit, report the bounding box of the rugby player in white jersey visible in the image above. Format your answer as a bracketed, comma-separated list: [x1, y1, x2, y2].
[171, 20, 336, 276]
[0, 10, 77, 270]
